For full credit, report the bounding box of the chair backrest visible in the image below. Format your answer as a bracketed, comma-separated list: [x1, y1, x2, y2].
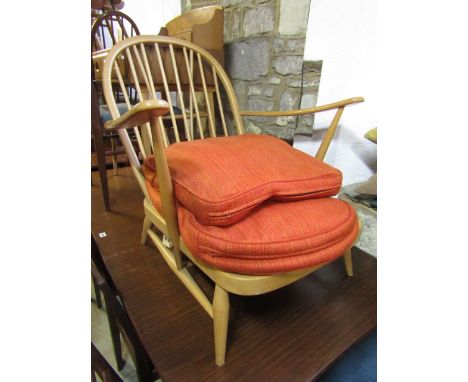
[101, 35, 245, 170]
[91, 10, 140, 53]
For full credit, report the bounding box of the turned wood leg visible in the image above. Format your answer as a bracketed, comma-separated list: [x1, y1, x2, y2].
[105, 303, 126, 371]
[213, 284, 230, 366]
[92, 84, 111, 212]
[111, 138, 118, 175]
[141, 216, 151, 244]
[92, 276, 102, 309]
[343, 248, 353, 277]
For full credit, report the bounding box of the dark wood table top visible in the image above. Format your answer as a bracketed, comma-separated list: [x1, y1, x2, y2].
[91, 168, 377, 382]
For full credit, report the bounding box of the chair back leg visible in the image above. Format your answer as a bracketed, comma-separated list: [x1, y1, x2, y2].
[343, 248, 353, 277]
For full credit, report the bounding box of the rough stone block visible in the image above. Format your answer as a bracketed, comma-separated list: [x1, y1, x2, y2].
[267, 76, 281, 85]
[286, 38, 305, 52]
[279, 0, 310, 35]
[298, 114, 314, 127]
[232, 80, 247, 109]
[224, 9, 230, 40]
[275, 116, 289, 126]
[288, 78, 319, 88]
[280, 90, 300, 110]
[226, 9, 241, 42]
[248, 85, 262, 96]
[225, 112, 237, 135]
[262, 86, 275, 97]
[220, 0, 244, 7]
[191, 0, 219, 9]
[274, 37, 286, 52]
[295, 122, 314, 135]
[303, 60, 323, 72]
[248, 98, 274, 111]
[273, 55, 303, 75]
[246, 121, 262, 134]
[263, 125, 293, 142]
[226, 38, 271, 80]
[243, 3, 275, 37]
[300, 93, 317, 109]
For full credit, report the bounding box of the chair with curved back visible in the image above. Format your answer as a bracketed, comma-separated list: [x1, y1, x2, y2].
[91, 10, 140, 211]
[100, 35, 364, 366]
[92, 10, 140, 55]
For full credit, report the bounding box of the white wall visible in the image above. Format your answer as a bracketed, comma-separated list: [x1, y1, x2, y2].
[122, 0, 181, 34]
[294, 0, 377, 185]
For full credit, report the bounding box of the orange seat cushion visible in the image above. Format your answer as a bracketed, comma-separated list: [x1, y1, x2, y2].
[142, 179, 358, 275]
[143, 134, 342, 226]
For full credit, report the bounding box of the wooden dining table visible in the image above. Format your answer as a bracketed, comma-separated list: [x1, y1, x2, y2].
[91, 167, 377, 382]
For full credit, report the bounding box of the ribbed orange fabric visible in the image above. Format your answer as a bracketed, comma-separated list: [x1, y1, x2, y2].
[143, 165, 163, 212]
[144, 134, 342, 226]
[142, 175, 358, 275]
[178, 198, 358, 275]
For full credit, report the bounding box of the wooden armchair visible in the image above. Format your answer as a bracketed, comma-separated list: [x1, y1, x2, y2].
[100, 35, 364, 366]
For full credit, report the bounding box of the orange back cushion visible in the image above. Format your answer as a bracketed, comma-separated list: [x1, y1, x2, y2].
[144, 134, 342, 226]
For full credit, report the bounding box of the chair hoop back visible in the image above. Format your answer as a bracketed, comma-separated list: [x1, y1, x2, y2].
[101, 35, 245, 169]
[91, 10, 140, 53]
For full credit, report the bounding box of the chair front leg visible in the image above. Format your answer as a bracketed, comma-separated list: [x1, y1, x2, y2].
[213, 284, 230, 366]
[343, 248, 353, 277]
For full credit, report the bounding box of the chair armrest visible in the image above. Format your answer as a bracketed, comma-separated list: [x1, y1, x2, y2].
[240, 96, 364, 161]
[103, 100, 170, 132]
[240, 97, 364, 117]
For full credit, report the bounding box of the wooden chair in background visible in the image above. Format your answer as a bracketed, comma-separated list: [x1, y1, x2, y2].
[164, 5, 224, 66]
[100, 35, 364, 366]
[91, 10, 140, 211]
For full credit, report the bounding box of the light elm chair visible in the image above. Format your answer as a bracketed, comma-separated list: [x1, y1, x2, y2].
[99, 35, 364, 366]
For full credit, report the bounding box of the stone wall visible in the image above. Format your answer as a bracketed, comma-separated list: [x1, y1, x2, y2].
[181, 0, 322, 143]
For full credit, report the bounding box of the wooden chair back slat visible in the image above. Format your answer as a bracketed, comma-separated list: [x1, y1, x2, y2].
[188, 50, 194, 140]
[167, 44, 191, 142]
[131, 45, 152, 98]
[113, 61, 146, 159]
[213, 70, 228, 136]
[124, 46, 155, 154]
[182, 46, 204, 139]
[104, 17, 117, 45]
[197, 52, 216, 137]
[139, 43, 157, 98]
[154, 43, 182, 143]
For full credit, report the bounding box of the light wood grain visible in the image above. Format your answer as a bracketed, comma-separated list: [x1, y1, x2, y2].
[213, 285, 230, 366]
[100, 35, 363, 366]
[240, 97, 364, 117]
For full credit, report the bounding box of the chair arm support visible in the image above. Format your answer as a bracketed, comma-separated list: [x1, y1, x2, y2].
[240, 97, 364, 117]
[104, 100, 170, 132]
